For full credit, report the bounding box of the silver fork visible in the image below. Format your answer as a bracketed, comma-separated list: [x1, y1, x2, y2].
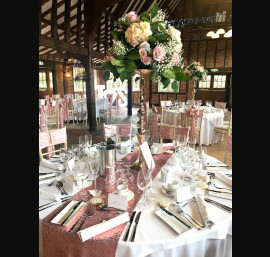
[70, 207, 94, 233]
[172, 203, 205, 230]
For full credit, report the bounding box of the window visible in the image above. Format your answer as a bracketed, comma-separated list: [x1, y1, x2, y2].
[132, 74, 140, 91]
[213, 75, 226, 89]
[73, 67, 86, 92]
[39, 72, 47, 90]
[158, 80, 178, 93]
[198, 75, 211, 89]
[49, 71, 53, 89]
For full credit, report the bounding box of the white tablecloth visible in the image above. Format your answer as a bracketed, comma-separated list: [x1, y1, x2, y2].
[39, 154, 232, 257]
[96, 98, 108, 118]
[163, 108, 224, 145]
[72, 99, 87, 121]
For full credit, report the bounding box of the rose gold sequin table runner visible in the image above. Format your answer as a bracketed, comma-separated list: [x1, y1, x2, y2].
[42, 148, 173, 257]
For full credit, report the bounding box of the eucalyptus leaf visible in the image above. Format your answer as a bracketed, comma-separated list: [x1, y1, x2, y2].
[175, 72, 190, 81]
[172, 66, 182, 73]
[171, 80, 179, 93]
[162, 69, 176, 80]
[150, 3, 158, 19]
[126, 50, 141, 60]
[111, 59, 124, 66]
[155, 33, 171, 41]
[140, 11, 150, 22]
[161, 77, 171, 88]
[103, 71, 111, 81]
[148, 35, 157, 44]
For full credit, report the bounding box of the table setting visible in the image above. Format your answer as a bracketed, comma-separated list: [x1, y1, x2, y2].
[39, 133, 232, 257]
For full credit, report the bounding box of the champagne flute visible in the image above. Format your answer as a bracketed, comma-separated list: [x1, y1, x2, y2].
[90, 151, 100, 196]
[137, 170, 151, 210]
[76, 160, 91, 196]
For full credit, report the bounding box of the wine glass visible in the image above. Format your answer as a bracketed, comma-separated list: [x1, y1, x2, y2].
[137, 170, 151, 210]
[123, 161, 134, 182]
[90, 151, 100, 196]
[76, 160, 91, 196]
[173, 134, 180, 155]
[142, 163, 154, 203]
[59, 147, 70, 172]
[85, 134, 92, 157]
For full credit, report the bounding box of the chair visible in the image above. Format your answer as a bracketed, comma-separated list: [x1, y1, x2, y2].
[159, 123, 175, 143]
[39, 127, 67, 160]
[103, 124, 117, 141]
[174, 126, 190, 141]
[117, 123, 132, 141]
[215, 101, 226, 110]
[224, 134, 232, 164]
[212, 112, 232, 144]
[68, 99, 78, 125]
[187, 99, 195, 106]
[52, 94, 61, 100]
[160, 100, 172, 108]
[185, 109, 204, 145]
[99, 108, 109, 123]
[46, 102, 64, 129]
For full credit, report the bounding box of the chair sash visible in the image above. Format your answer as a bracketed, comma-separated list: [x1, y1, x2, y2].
[117, 123, 131, 138]
[45, 99, 52, 116]
[160, 124, 174, 139]
[103, 124, 117, 140]
[215, 101, 226, 110]
[174, 126, 190, 141]
[39, 131, 55, 159]
[188, 99, 195, 106]
[226, 135, 232, 152]
[62, 98, 70, 122]
[107, 94, 113, 119]
[185, 109, 204, 143]
[52, 94, 60, 100]
[39, 106, 46, 132]
[58, 103, 64, 128]
[116, 96, 120, 115]
[50, 127, 67, 145]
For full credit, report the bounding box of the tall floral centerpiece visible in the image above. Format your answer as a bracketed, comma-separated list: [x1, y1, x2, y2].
[101, 3, 189, 170]
[185, 62, 208, 100]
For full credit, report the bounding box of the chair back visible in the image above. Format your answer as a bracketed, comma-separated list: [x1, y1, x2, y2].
[39, 127, 67, 160]
[185, 109, 204, 144]
[52, 94, 61, 100]
[187, 99, 195, 106]
[117, 123, 132, 139]
[174, 126, 190, 141]
[159, 123, 175, 143]
[160, 100, 172, 107]
[215, 101, 226, 109]
[103, 124, 117, 141]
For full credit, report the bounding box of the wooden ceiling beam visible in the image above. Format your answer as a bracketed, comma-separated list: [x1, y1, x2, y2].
[51, 0, 59, 39]
[41, 0, 64, 18]
[64, 0, 71, 42]
[39, 34, 88, 56]
[76, 0, 82, 46]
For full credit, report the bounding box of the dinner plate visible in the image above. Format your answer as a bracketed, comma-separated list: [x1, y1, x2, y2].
[112, 190, 134, 201]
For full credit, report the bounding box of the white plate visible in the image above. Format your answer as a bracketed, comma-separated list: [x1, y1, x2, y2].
[155, 209, 190, 235]
[51, 200, 87, 226]
[112, 190, 134, 201]
[151, 150, 163, 155]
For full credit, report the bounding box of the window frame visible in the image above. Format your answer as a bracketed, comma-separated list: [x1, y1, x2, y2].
[39, 69, 53, 91]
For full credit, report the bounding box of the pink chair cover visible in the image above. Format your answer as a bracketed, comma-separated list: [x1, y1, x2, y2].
[117, 123, 132, 138]
[174, 126, 190, 141]
[188, 99, 195, 106]
[226, 135, 232, 152]
[152, 106, 159, 139]
[58, 103, 64, 128]
[45, 99, 52, 116]
[116, 96, 120, 115]
[62, 98, 70, 122]
[52, 94, 60, 100]
[39, 131, 54, 159]
[39, 106, 46, 132]
[215, 101, 226, 109]
[185, 109, 204, 143]
[180, 112, 186, 127]
[50, 127, 67, 145]
[160, 124, 174, 139]
[107, 94, 113, 119]
[103, 124, 117, 140]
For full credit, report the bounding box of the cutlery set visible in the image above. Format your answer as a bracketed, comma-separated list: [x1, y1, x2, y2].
[122, 211, 142, 242]
[39, 195, 72, 211]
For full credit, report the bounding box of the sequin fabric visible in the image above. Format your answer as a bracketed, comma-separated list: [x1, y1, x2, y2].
[42, 148, 173, 257]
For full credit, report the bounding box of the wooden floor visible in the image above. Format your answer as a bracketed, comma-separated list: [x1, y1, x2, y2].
[64, 107, 232, 167]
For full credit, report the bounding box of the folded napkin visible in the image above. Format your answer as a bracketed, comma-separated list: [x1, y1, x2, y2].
[39, 185, 61, 201]
[61, 173, 75, 194]
[215, 171, 232, 187]
[195, 194, 215, 229]
[208, 190, 232, 200]
[40, 159, 60, 170]
[77, 211, 130, 242]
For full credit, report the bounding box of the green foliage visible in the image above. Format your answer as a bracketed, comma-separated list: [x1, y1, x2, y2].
[161, 76, 171, 88]
[140, 11, 150, 22]
[150, 3, 158, 19]
[162, 69, 176, 80]
[126, 49, 141, 60]
[103, 71, 111, 81]
[171, 80, 179, 93]
[175, 72, 190, 81]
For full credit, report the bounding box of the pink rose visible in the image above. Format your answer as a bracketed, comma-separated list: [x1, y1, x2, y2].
[153, 46, 166, 62]
[141, 56, 152, 65]
[126, 11, 138, 23]
[202, 75, 205, 79]
[197, 62, 201, 66]
[139, 42, 150, 49]
[139, 48, 147, 58]
[172, 53, 179, 64]
[104, 55, 115, 62]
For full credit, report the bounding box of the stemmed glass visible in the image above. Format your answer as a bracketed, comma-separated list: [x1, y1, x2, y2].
[90, 151, 100, 196]
[59, 147, 71, 172]
[76, 160, 91, 196]
[137, 170, 151, 210]
[173, 134, 180, 155]
[123, 161, 134, 182]
[142, 162, 154, 203]
[85, 134, 92, 157]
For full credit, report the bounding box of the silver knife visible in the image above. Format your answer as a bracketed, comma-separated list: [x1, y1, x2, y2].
[61, 200, 82, 225]
[123, 211, 136, 241]
[130, 211, 141, 242]
[205, 189, 232, 194]
[204, 198, 232, 212]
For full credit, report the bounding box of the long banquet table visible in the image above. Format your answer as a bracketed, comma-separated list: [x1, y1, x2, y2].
[39, 146, 232, 257]
[162, 107, 224, 146]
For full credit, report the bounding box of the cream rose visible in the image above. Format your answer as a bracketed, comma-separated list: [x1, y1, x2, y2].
[167, 25, 181, 43]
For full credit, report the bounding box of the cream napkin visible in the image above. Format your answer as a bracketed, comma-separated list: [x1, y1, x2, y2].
[40, 159, 60, 170]
[215, 171, 232, 186]
[195, 194, 215, 229]
[61, 174, 75, 194]
[39, 185, 61, 201]
[208, 190, 232, 200]
[77, 211, 130, 242]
